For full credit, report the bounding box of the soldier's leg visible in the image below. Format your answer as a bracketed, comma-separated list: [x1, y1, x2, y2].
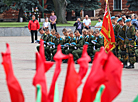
[127, 46, 136, 68]
[65, 49, 73, 55]
[72, 49, 82, 62]
[44, 47, 51, 60]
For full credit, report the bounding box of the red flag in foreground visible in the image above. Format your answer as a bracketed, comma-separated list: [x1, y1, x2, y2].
[39, 40, 54, 72]
[80, 47, 107, 102]
[1, 43, 24, 102]
[33, 52, 47, 102]
[80, 47, 123, 102]
[62, 54, 81, 102]
[48, 45, 69, 102]
[101, 52, 123, 102]
[77, 45, 91, 80]
[100, 0, 115, 52]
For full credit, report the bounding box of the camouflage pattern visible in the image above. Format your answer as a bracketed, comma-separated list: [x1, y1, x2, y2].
[125, 25, 136, 64]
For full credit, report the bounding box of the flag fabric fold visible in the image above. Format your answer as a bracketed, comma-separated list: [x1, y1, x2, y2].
[80, 47, 107, 102]
[39, 40, 54, 72]
[62, 54, 81, 102]
[100, 0, 115, 52]
[101, 52, 123, 102]
[77, 45, 91, 80]
[33, 52, 47, 102]
[1, 43, 24, 102]
[48, 45, 69, 102]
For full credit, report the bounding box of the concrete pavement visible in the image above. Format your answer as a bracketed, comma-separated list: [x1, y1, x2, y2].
[0, 36, 138, 102]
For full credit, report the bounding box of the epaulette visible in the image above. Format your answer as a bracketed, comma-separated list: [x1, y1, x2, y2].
[68, 36, 71, 39]
[80, 36, 83, 39]
[60, 38, 62, 40]
[99, 35, 102, 39]
[91, 35, 94, 38]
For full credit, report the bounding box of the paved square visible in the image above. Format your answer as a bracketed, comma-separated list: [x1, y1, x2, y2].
[0, 36, 138, 102]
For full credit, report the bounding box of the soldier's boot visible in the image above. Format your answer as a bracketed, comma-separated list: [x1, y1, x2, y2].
[123, 61, 128, 68]
[126, 64, 134, 69]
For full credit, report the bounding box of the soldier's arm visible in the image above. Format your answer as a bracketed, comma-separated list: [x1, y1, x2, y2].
[95, 37, 104, 48]
[131, 26, 136, 41]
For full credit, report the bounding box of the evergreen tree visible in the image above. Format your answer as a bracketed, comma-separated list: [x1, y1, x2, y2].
[126, 0, 138, 11]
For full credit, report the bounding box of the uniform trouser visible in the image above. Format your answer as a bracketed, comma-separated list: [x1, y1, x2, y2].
[125, 40, 136, 64]
[45, 47, 51, 59]
[51, 24, 57, 32]
[117, 40, 127, 62]
[31, 30, 37, 43]
[36, 45, 47, 59]
[135, 49, 138, 57]
[65, 49, 74, 55]
[72, 49, 82, 61]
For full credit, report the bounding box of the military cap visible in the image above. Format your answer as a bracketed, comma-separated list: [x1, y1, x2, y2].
[117, 18, 122, 22]
[125, 19, 131, 23]
[111, 16, 115, 20]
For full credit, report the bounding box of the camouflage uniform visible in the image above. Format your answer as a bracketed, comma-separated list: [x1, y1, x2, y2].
[125, 25, 136, 66]
[117, 25, 127, 64]
[135, 36, 138, 62]
[113, 23, 120, 56]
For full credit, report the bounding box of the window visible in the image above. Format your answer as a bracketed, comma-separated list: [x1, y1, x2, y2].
[113, 0, 122, 10]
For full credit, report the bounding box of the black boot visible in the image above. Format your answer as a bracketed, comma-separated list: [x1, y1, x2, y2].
[123, 62, 128, 68]
[126, 64, 134, 69]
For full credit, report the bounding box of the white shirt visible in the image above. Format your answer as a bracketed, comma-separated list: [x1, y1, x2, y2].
[43, 22, 50, 28]
[95, 21, 103, 31]
[83, 19, 91, 26]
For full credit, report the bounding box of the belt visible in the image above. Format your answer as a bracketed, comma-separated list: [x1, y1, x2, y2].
[126, 37, 132, 41]
[118, 35, 124, 41]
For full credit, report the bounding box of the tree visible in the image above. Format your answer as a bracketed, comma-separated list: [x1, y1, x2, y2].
[126, 0, 138, 11]
[45, 0, 101, 23]
[0, 0, 45, 21]
[45, 0, 67, 23]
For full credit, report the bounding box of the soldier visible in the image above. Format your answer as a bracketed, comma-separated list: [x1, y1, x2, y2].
[44, 29, 53, 60]
[50, 32, 63, 61]
[36, 28, 47, 52]
[87, 29, 95, 57]
[34, 7, 39, 20]
[124, 19, 136, 68]
[72, 29, 86, 63]
[92, 30, 104, 54]
[117, 18, 127, 67]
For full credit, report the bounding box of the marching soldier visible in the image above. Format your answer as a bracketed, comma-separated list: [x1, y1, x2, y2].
[124, 19, 136, 68]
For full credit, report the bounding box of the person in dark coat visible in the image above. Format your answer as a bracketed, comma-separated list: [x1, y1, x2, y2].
[74, 18, 83, 34]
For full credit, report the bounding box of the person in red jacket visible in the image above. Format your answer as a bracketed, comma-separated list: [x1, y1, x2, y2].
[28, 15, 40, 43]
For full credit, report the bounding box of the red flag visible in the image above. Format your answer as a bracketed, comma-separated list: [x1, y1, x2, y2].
[1, 43, 24, 102]
[62, 54, 81, 102]
[48, 45, 69, 102]
[39, 40, 54, 72]
[100, 0, 115, 52]
[33, 52, 47, 102]
[77, 45, 91, 79]
[80, 47, 107, 102]
[101, 52, 123, 102]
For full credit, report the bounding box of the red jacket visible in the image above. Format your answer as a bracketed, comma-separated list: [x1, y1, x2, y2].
[28, 20, 40, 31]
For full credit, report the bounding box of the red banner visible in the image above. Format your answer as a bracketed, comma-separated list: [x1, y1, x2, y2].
[100, 0, 115, 52]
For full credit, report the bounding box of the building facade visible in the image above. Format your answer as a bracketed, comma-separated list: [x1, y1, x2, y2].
[0, 0, 138, 21]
